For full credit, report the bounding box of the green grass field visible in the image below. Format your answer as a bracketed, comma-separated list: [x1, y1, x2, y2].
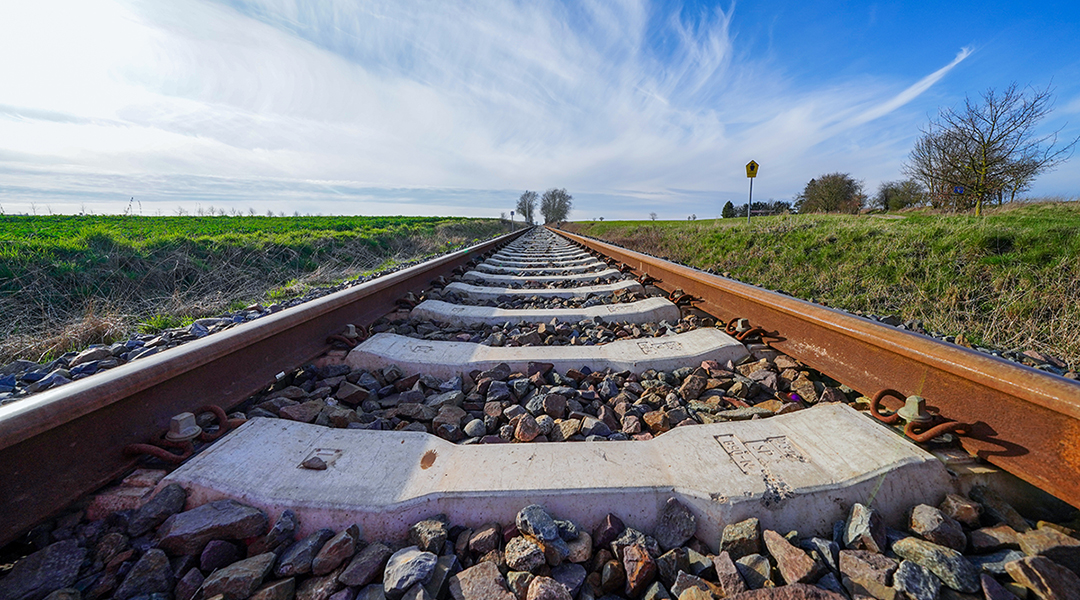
[566, 201, 1080, 366]
[0, 215, 510, 362]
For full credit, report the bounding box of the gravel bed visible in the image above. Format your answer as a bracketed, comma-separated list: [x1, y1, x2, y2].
[4, 481, 1079, 600]
[428, 288, 648, 310]
[376, 315, 706, 347]
[235, 342, 864, 445]
[0, 233, 515, 406]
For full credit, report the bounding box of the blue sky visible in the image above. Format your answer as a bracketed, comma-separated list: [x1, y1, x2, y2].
[1, 0, 1078, 219]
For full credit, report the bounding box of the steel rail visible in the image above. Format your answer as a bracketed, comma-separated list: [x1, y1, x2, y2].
[552, 227, 1080, 507]
[0, 228, 529, 546]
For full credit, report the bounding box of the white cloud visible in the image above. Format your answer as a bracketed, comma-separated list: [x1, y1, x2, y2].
[0, 0, 974, 217]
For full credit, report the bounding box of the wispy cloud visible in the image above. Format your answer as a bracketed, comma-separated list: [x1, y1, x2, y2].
[0, 0, 970, 217]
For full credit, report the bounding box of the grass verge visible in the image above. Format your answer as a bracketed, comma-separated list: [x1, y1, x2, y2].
[564, 200, 1080, 367]
[1, 215, 511, 363]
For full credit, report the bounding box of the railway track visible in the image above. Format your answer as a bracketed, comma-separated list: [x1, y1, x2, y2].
[2, 225, 1080, 600]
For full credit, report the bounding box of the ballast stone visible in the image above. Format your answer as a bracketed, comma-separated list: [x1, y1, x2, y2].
[462, 268, 622, 285]
[345, 329, 748, 379]
[445, 280, 643, 301]
[475, 262, 602, 275]
[484, 257, 598, 268]
[159, 404, 953, 550]
[409, 298, 681, 327]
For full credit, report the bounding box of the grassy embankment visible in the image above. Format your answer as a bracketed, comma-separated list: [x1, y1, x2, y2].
[0, 215, 511, 363]
[565, 201, 1080, 366]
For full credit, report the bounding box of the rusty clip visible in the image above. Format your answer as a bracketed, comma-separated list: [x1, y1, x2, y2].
[869, 389, 970, 443]
[123, 405, 246, 464]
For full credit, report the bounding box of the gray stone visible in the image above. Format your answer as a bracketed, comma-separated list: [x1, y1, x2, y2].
[201, 540, 241, 572]
[449, 561, 515, 600]
[845, 504, 887, 554]
[313, 525, 361, 576]
[723, 518, 763, 560]
[507, 571, 534, 600]
[800, 538, 840, 575]
[384, 547, 439, 599]
[330, 588, 359, 600]
[505, 537, 546, 573]
[424, 554, 462, 600]
[40, 590, 79, 600]
[296, 567, 345, 600]
[357, 585, 388, 600]
[202, 552, 277, 600]
[250, 578, 297, 600]
[728, 583, 847, 600]
[892, 560, 941, 600]
[910, 505, 967, 552]
[892, 537, 979, 594]
[251, 510, 299, 555]
[816, 573, 845, 597]
[277, 529, 336, 577]
[670, 571, 714, 600]
[654, 498, 696, 551]
[464, 419, 488, 438]
[981, 574, 1019, 600]
[175, 568, 205, 600]
[0, 540, 86, 600]
[410, 519, 450, 555]
[643, 582, 672, 600]
[736, 554, 773, 590]
[550, 563, 586, 596]
[656, 548, 689, 586]
[128, 484, 187, 537]
[611, 528, 660, 562]
[400, 584, 433, 600]
[115, 549, 173, 600]
[157, 499, 269, 555]
[969, 550, 1025, 575]
[516, 505, 560, 543]
[968, 486, 1031, 532]
[340, 544, 393, 587]
[579, 417, 611, 438]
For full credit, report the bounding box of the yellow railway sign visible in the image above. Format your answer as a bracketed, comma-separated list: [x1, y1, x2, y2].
[746, 160, 759, 178]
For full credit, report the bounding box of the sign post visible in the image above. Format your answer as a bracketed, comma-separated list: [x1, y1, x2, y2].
[510, 210, 515, 230]
[745, 160, 759, 225]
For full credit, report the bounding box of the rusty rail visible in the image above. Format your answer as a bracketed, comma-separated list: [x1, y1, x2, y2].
[551, 227, 1080, 507]
[0, 228, 529, 546]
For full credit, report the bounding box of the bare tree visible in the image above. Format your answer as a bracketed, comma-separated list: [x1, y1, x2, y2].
[650, 212, 657, 221]
[540, 188, 573, 223]
[516, 191, 538, 224]
[904, 83, 1077, 215]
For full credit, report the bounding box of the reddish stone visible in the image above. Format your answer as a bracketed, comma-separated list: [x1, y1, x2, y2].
[624, 544, 657, 597]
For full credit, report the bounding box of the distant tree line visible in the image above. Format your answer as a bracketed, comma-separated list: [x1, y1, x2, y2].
[517, 188, 572, 224]
[721, 200, 792, 218]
